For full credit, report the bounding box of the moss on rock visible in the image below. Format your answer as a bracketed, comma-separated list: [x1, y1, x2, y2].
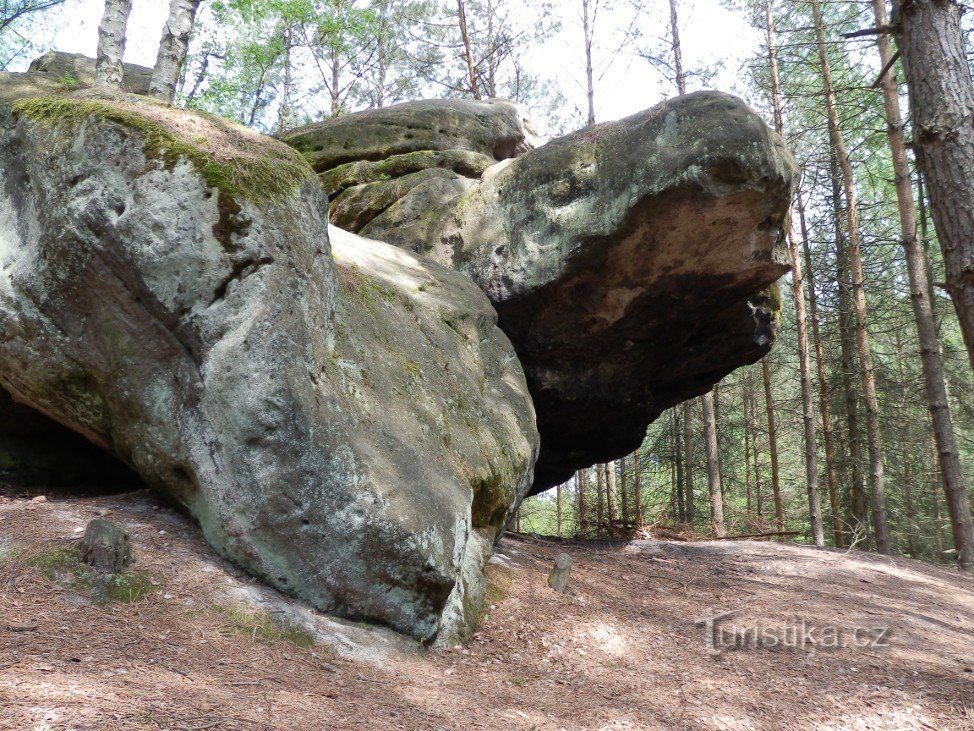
[11, 95, 314, 205]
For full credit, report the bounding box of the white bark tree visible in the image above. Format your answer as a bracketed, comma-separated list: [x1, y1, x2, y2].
[150, 0, 204, 103]
[95, 0, 133, 87]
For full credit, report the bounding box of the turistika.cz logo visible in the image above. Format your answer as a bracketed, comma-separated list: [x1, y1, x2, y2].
[696, 610, 893, 655]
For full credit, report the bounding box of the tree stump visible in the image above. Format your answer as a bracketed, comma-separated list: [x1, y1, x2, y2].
[77, 518, 134, 573]
[547, 553, 572, 593]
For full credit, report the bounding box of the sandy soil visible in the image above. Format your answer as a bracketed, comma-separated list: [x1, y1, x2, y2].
[2, 486, 974, 730]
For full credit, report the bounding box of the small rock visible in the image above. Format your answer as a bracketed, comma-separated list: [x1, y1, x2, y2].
[547, 553, 572, 593]
[29, 495, 47, 503]
[77, 518, 134, 573]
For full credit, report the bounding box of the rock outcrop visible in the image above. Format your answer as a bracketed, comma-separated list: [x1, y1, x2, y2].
[0, 77, 537, 642]
[27, 51, 152, 94]
[286, 93, 796, 491]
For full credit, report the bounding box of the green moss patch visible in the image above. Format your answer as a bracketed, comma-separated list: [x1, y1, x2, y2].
[12, 95, 314, 205]
[26, 546, 155, 603]
[218, 605, 316, 648]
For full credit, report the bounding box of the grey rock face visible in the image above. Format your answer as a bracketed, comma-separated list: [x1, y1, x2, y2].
[0, 78, 537, 642]
[78, 518, 135, 573]
[285, 92, 796, 493]
[284, 98, 537, 173]
[27, 51, 152, 94]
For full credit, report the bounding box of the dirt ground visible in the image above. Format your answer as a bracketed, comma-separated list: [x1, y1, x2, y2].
[2, 485, 974, 730]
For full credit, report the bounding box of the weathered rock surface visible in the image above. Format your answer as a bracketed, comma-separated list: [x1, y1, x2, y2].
[27, 51, 152, 94]
[78, 518, 135, 573]
[0, 76, 537, 642]
[285, 98, 537, 173]
[286, 92, 796, 492]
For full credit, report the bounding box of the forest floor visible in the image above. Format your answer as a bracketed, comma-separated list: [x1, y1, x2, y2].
[2, 485, 974, 730]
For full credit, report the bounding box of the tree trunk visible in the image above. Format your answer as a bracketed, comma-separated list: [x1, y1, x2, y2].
[596, 463, 604, 534]
[812, 0, 890, 554]
[683, 400, 694, 523]
[605, 461, 618, 530]
[577, 468, 588, 536]
[668, 0, 686, 95]
[879, 0, 974, 571]
[761, 357, 784, 530]
[457, 0, 481, 100]
[702, 391, 725, 537]
[149, 0, 202, 102]
[620, 454, 630, 528]
[744, 379, 753, 519]
[582, 0, 595, 124]
[797, 193, 843, 547]
[895, 0, 974, 374]
[749, 368, 764, 519]
[556, 481, 563, 538]
[633, 451, 643, 527]
[95, 0, 133, 87]
[673, 412, 685, 523]
[831, 151, 868, 540]
[765, 0, 822, 545]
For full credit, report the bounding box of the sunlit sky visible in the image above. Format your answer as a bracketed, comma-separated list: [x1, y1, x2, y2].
[19, 0, 764, 130]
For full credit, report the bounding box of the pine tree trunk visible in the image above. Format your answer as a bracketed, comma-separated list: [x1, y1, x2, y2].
[457, 0, 481, 100]
[744, 379, 753, 519]
[895, 0, 974, 374]
[797, 193, 843, 547]
[620, 455, 630, 528]
[761, 357, 784, 530]
[832, 151, 868, 541]
[149, 0, 202, 103]
[673, 412, 685, 523]
[95, 0, 133, 87]
[765, 1, 822, 544]
[880, 0, 974, 571]
[813, 0, 890, 553]
[605, 461, 618, 530]
[577, 468, 588, 536]
[633, 451, 643, 527]
[556, 482, 563, 538]
[596, 464, 605, 535]
[582, 0, 595, 124]
[683, 400, 694, 523]
[668, 0, 686, 95]
[749, 368, 765, 520]
[702, 391, 725, 537]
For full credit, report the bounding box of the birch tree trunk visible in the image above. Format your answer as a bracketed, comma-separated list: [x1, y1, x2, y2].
[149, 0, 203, 103]
[95, 0, 133, 87]
[880, 0, 974, 571]
[811, 0, 890, 554]
[702, 391, 725, 537]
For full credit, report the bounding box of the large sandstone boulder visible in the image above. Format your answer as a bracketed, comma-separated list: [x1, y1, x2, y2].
[0, 77, 537, 642]
[27, 51, 152, 94]
[286, 93, 796, 492]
